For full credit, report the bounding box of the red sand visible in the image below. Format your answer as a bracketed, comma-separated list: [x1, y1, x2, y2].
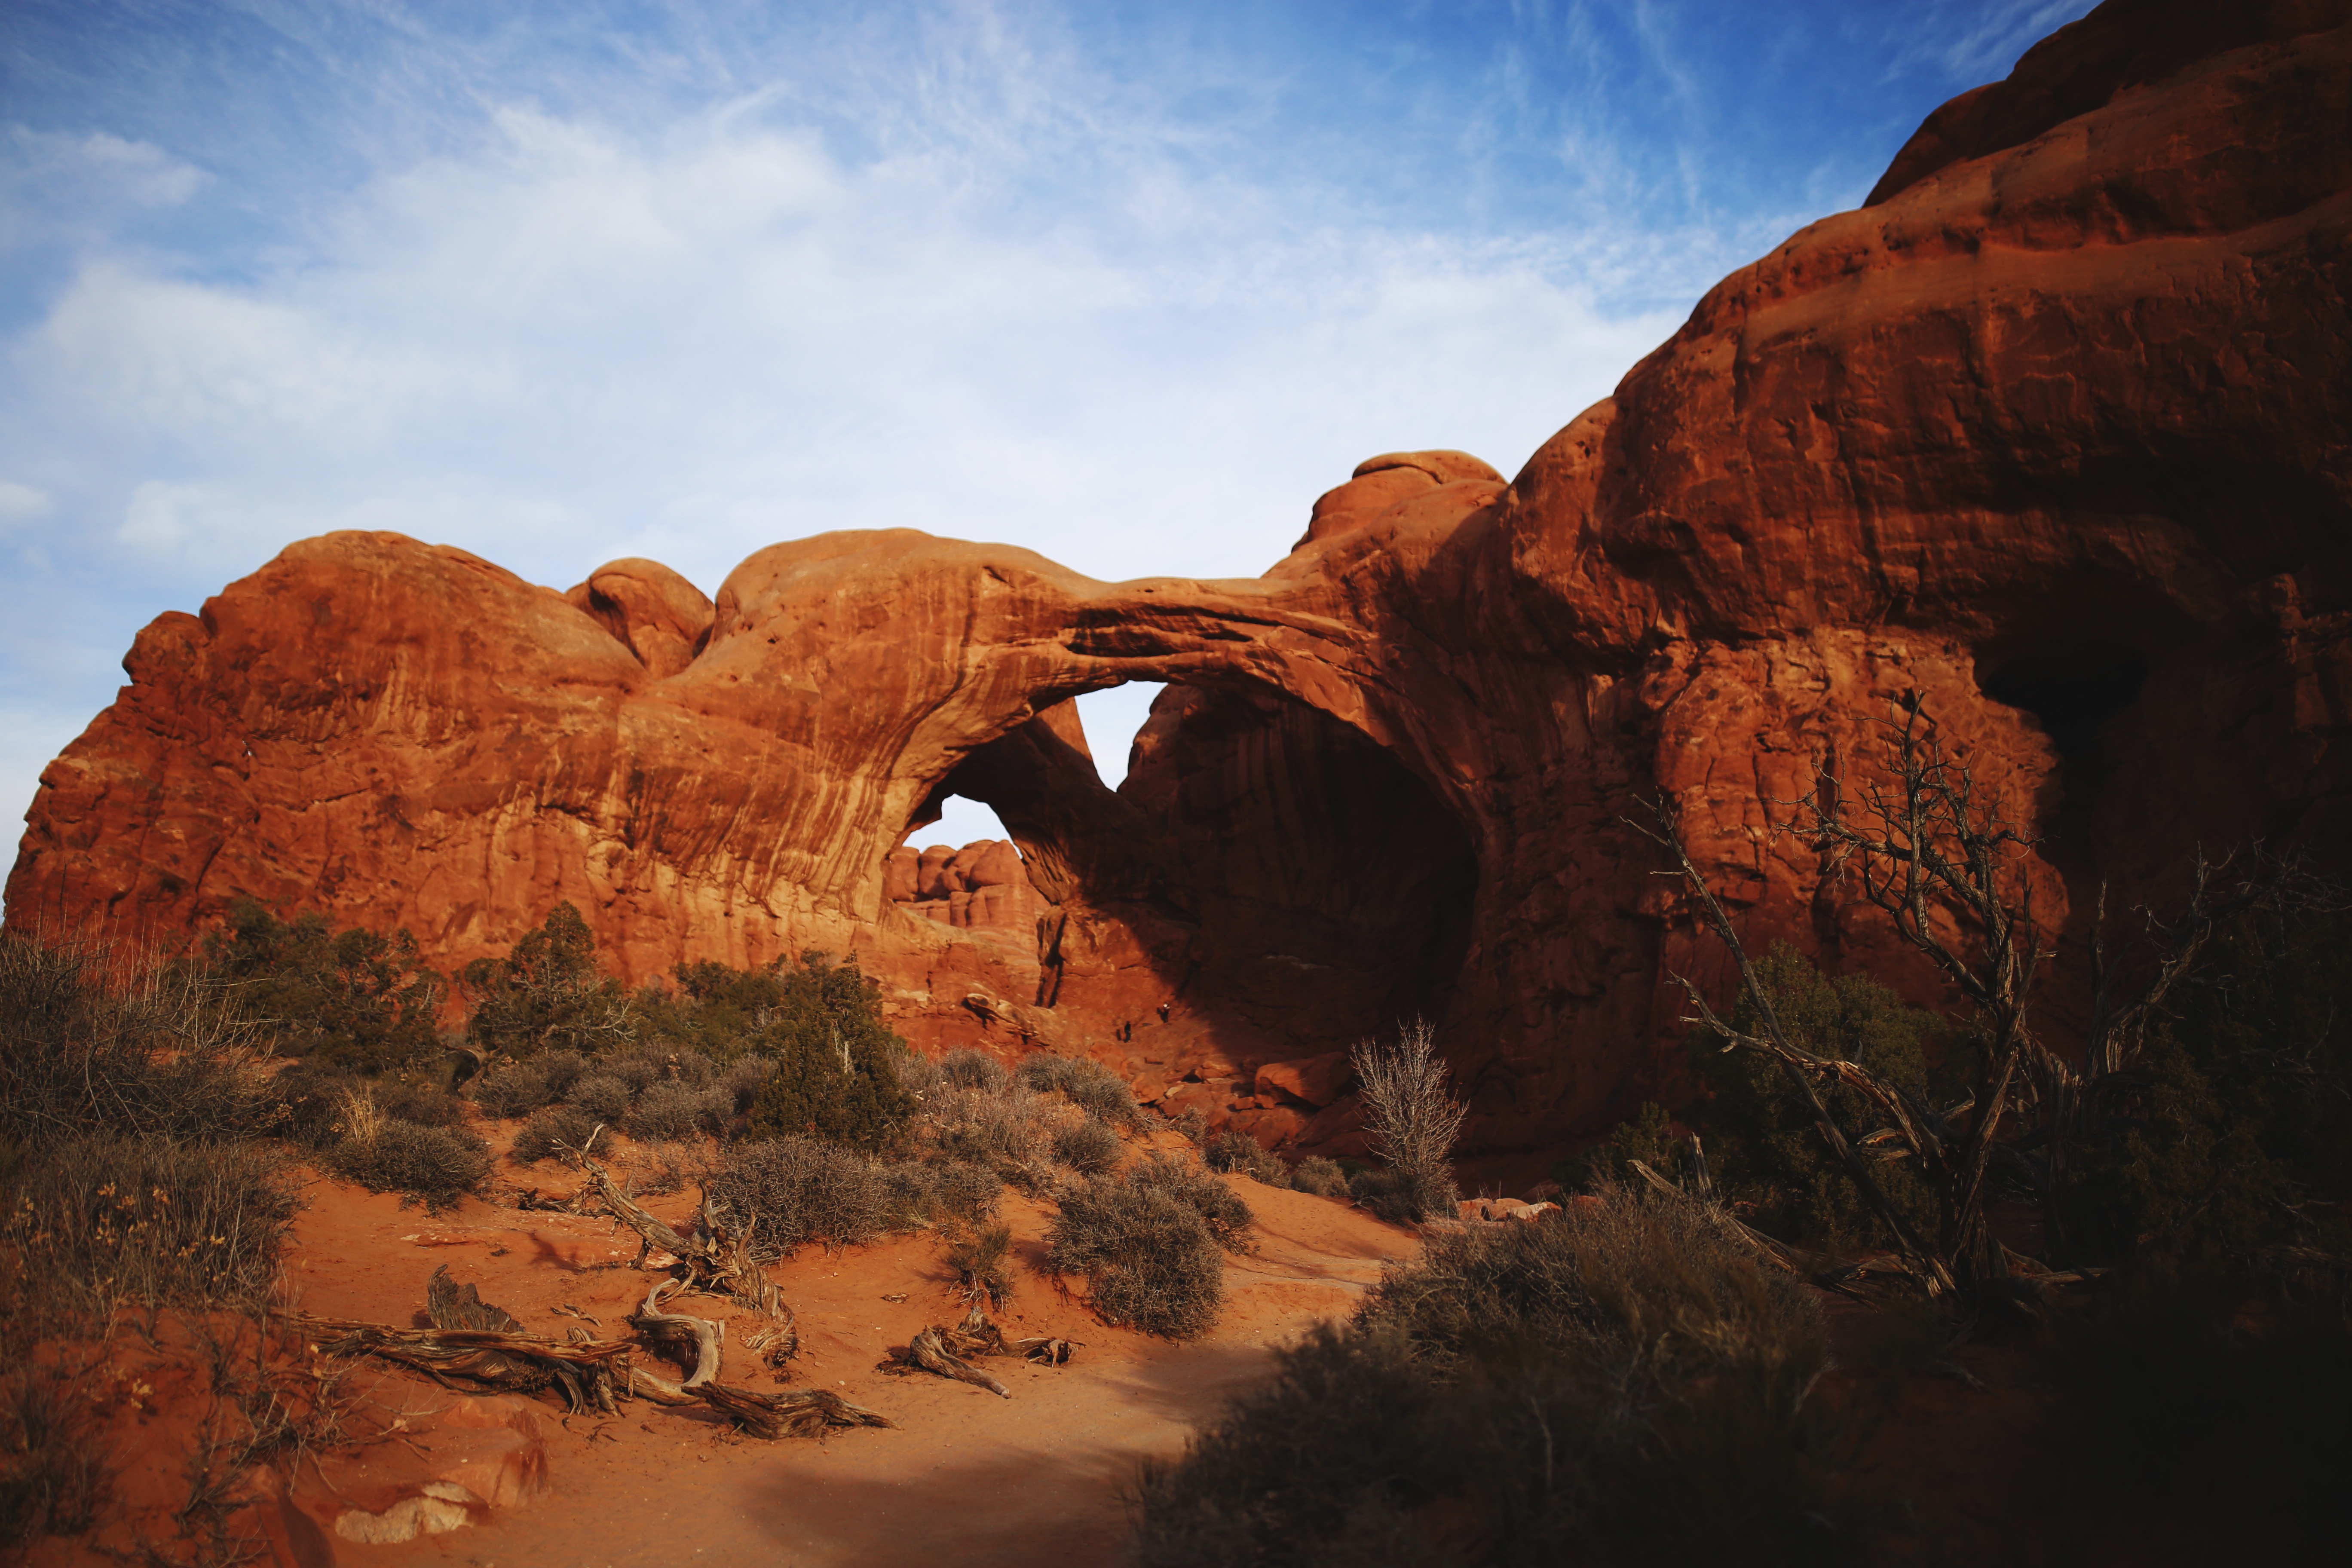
[260, 1141, 1417, 1568]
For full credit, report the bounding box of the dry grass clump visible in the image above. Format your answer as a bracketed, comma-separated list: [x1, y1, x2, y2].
[322, 1089, 492, 1212]
[1132, 1185, 1852, 1566]
[1291, 1156, 1350, 1198]
[0, 935, 279, 1145]
[1203, 1127, 1292, 1188]
[1020, 1051, 1143, 1128]
[1047, 1174, 1226, 1339]
[944, 1222, 1017, 1309]
[1052, 1117, 1123, 1176]
[3, 1133, 296, 1322]
[937, 1048, 1010, 1094]
[708, 1136, 890, 1257]
[0, 1357, 110, 1547]
[882, 1158, 1002, 1229]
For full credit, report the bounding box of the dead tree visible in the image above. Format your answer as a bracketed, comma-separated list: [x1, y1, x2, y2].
[1636, 698, 2058, 1302]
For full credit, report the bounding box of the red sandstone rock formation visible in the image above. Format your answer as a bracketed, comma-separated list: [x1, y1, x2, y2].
[9, 0, 2349, 1158]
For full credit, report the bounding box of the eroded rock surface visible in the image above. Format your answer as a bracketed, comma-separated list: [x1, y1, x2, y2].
[9, 0, 2350, 1158]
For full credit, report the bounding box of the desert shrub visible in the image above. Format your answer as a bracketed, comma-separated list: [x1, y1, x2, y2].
[1291, 1156, 1350, 1198]
[458, 902, 639, 1060]
[535, 1049, 589, 1101]
[2042, 1269, 2352, 1550]
[626, 1081, 730, 1144]
[325, 1112, 492, 1213]
[0, 935, 279, 1145]
[939, 1047, 1010, 1093]
[1132, 1184, 1848, 1566]
[200, 898, 446, 1072]
[1682, 944, 1944, 1252]
[471, 1062, 555, 1120]
[511, 1105, 598, 1165]
[883, 1158, 1002, 1228]
[1348, 1019, 1464, 1222]
[1204, 1127, 1291, 1188]
[1164, 1106, 1208, 1145]
[723, 1055, 772, 1115]
[742, 956, 918, 1153]
[589, 1048, 653, 1096]
[1347, 1164, 1455, 1227]
[371, 1079, 466, 1129]
[1052, 1116, 1123, 1176]
[709, 1136, 890, 1256]
[2, 1133, 296, 1318]
[928, 1082, 1050, 1187]
[1048, 1172, 1225, 1338]
[273, 1069, 463, 1148]
[0, 1359, 110, 1546]
[1130, 1154, 1255, 1251]
[1574, 1099, 1676, 1190]
[1021, 1051, 1141, 1127]
[2063, 904, 2352, 1269]
[268, 1064, 367, 1149]
[566, 1073, 634, 1124]
[945, 1221, 1016, 1308]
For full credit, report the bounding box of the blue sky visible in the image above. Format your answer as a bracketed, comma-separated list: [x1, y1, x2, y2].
[0, 0, 2092, 864]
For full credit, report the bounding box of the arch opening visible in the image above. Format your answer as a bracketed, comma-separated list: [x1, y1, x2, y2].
[878, 676, 1480, 1135]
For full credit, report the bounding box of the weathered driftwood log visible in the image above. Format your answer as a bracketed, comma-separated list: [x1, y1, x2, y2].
[627, 1277, 722, 1392]
[565, 1134, 799, 1359]
[885, 1312, 1011, 1398]
[296, 1314, 631, 1415]
[695, 1383, 895, 1439]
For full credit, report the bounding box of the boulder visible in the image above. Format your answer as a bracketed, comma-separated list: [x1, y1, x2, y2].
[9, 0, 2349, 1159]
[1254, 1052, 1353, 1108]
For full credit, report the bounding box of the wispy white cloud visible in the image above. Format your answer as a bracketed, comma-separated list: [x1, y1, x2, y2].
[0, 0, 2092, 870]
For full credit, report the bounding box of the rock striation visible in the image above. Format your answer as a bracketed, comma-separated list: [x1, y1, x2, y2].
[9, 0, 2351, 1159]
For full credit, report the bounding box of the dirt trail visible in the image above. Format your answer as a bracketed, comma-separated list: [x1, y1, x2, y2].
[279, 1158, 1416, 1568]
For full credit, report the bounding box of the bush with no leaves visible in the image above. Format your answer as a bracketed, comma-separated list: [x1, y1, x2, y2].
[723, 1055, 772, 1116]
[709, 1136, 890, 1257]
[1346, 1019, 1464, 1223]
[1047, 1172, 1225, 1339]
[1052, 1116, 1123, 1176]
[511, 1105, 598, 1165]
[1132, 1184, 1848, 1566]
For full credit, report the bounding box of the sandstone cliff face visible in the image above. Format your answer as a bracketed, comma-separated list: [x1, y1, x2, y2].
[10, 0, 2349, 1158]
